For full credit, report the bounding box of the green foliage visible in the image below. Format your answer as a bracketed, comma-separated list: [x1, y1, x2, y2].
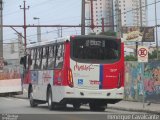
[99, 30, 117, 37]
[125, 50, 160, 61]
[149, 50, 157, 60]
[125, 55, 137, 61]
[148, 49, 160, 60]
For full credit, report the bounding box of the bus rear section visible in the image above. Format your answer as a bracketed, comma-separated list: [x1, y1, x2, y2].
[62, 35, 124, 111]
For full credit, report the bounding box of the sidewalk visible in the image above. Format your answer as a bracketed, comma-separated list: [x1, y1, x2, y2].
[108, 101, 160, 115]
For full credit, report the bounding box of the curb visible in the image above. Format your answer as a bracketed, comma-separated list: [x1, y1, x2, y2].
[107, 106, 160, 115]
[12, 95, 28, 99]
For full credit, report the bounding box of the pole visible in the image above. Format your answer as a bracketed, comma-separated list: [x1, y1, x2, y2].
[140, 62, 145, 108]
[90, 0, 94, 30]
[20, 0, 29, 50]
[81, 0, 85, 35]
[155, 0, 158, 59]
[61, 27, 62, 37]
[101, 18, 104, 33]
[140, 0, 142, 27]
[37, 25, 41, 42]
[0, 0, 3, 57]
[117, 9, 122, 38]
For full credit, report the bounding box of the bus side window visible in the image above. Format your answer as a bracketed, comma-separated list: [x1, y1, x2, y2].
[35, 48, 43, 70]
[34, 48, 38, 69]
[48, 45, 55, 69]
[28, 54, 32, 67]
[39, 48, 43, 69]
[55, 44, 64, 69]
[42, 47, 48, 69]
[30, 49, 34, 70]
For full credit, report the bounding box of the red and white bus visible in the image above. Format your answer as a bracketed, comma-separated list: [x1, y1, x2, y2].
[21, 35, 124, 111]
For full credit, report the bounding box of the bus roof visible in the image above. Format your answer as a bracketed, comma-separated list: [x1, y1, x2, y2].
[27, 36, 70, 48]
[27, 35, 120, 49]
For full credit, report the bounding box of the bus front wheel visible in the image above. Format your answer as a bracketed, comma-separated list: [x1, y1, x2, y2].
[47, 87, 56, 110]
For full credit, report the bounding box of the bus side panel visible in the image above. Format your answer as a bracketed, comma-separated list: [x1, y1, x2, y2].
[54, 70, 63, 85]
[23, 70, 31, 84]
[102, 43, 124, 89]
[62, 42, 70, 86]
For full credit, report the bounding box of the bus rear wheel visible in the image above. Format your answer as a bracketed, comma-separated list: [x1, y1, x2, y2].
[47, 87, 56, 110]
[29, 87, 37, 107]
[89, 103, 106, 111]
[73, 103, 81, 110]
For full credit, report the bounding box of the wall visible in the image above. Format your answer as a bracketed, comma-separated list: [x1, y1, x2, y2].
[124, 61, 160, 103]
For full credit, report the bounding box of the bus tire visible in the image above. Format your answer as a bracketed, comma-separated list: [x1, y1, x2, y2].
[73, 103, 81, 110]
[29, 87, 37, 107]
[89, 103, 105, 112]
[47, 87, 56, 110]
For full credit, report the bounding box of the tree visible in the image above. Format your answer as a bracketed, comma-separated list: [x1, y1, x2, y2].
[99, 30, 116, 37]
[125, 55, 137, 61]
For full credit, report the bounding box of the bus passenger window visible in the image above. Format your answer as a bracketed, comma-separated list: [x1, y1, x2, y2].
[33, 49, 39, 70]
[55, 44, 64, 69]
[42, 47, 48, 69]
[36, 48, 43, 70]
[48, 46, 55, 69]
[30, 49, 34, 70]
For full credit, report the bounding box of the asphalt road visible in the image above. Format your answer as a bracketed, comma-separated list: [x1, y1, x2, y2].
[0, 97, 150, 120]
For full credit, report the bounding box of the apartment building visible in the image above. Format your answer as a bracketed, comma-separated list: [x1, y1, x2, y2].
[114, 0, 147, 27]
[85, 0, 114, 34]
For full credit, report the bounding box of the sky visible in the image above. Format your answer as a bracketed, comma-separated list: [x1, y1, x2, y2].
[3, 0, 81, 43]
[2, 0, 160, 45]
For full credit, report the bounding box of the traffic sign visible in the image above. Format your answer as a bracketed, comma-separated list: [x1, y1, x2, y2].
[138, 46, 148, 62]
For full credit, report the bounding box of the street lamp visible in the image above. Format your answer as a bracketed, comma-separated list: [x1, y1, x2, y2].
[33, 17, 41, 42]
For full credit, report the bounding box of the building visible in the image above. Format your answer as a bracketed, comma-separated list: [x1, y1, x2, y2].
[114, 0, 147, 27]
[114, 0, 148, 55]
[85, 0, 114, 34]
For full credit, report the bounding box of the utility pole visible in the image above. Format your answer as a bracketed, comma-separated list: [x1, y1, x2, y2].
[117, 9, 122, 38]
[90, 0, 94, 30]
[0, 0, 3, 57]
[20, 0, 29, 50]
[101, 17, 104, 33]
[155, 0, 158, 59]
[60, 27, 62, 37]
[139, 0, 142, 27]
[81, 0, 85, 35]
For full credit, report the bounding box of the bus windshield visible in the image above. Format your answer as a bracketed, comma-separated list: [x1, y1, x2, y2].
[71, 37, 120, 63]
